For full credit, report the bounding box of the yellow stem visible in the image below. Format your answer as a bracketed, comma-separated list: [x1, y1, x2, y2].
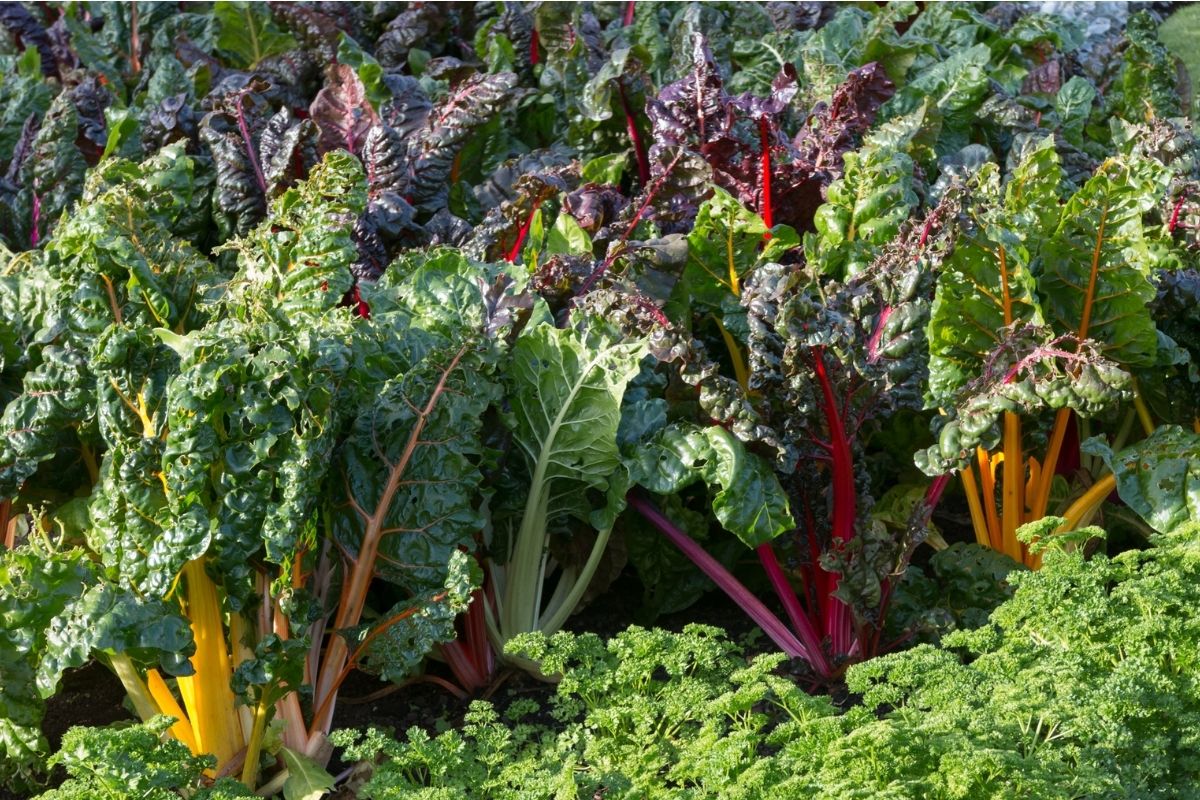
[147, 669, 199, 754]
[80, 442, 100, 485]
[1032, 407, 1071, 520]
[726, 226, 739, 296]
[1057, 473, 1117, 533]
[240, 695, 272, 789]
[713, 316, 751, 393]
[1001, 412, 1024, 563]
[1131, 381, 1155, 436]
[977, 448, 1002, 551]
[177, 559, 244, 770]
[108, 378, 156, 436]
[960, 466, 991, 548]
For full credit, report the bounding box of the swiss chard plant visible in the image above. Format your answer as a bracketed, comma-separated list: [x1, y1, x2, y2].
[0, 2, 1197, 795]
[918, 136, 1189, 566]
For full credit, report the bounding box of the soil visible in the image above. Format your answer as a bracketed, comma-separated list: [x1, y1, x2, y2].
[0, 661, 135, 800]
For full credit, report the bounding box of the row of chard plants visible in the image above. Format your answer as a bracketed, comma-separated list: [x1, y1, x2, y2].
[1, 0, 1199, 794]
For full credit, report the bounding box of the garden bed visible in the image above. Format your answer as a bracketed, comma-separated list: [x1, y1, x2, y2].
[2, 2, 1200, 798]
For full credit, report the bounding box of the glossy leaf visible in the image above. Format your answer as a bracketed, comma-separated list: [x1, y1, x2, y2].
[627, 423, 793, 547]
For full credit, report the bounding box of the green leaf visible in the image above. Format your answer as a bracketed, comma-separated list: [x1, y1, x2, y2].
[1055, 77, 1096, 148]
[0, 547, 96, 787]
[279, 747, 335, 800]
[1084, 426, 1200, 534]
[337, 254, 498, 595]
[213, 1, 297, 68]
[681, 186, 800, 309]
[1114, 12, 1184, 120]
[1038, 154, 1169, 369]
[219, 150, 366, 319]
[546, 212, 593, 257]
[881, 43, 992, 153]
[496, 321, 646, 638]
[805, 146, 917, 278]
[37, 584, 194, 698]
[926, 149, 1050, 403]
[627, 423, 793, 548]
[580, 154, 627, 185]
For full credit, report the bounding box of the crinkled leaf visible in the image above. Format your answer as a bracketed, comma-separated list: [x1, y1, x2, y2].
[919, 324, 1133, 475]
[38, 584, 195, 697]
[627, 423, 793, 547]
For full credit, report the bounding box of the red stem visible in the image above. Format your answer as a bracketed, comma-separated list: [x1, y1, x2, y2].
[755, 543, 829, 672]
[622, 1, 636, 26]
[916, 214, 935, 252]
[628, 492, 830, 673]
[234, 95, 268, 195]
[758, 118, 773, 237]
[350, 285, 370, 319]
[617, 82, 650, 187]
[529, 29, 540, 66]
[1170, 191, 1189, 233]
[811, 347, 856, 656]
[505, 198, 544, 263]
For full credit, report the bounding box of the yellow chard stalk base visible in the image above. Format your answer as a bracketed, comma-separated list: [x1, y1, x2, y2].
[146, 668, 198, 754]
[176, 558, 245, 770]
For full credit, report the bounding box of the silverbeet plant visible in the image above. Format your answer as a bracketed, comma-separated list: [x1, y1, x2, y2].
[0, 148, 501, 789]
[0, 1, 1198, 796]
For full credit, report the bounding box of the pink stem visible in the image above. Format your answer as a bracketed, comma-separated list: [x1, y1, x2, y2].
[758, 118, 773, 236]
[628, 492, 821, 669]
[755, 543, 831, 675]
[622, 1, 636, 26]
[30, 193, 40, 247]
[866, 306, 893, 364]
[235, 95, 268, 194]
[812, 348, 855, 657]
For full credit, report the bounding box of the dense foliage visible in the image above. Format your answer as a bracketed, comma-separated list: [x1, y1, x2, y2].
[0, 0, 1198, 797]
[334, 521, 1200, 799]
